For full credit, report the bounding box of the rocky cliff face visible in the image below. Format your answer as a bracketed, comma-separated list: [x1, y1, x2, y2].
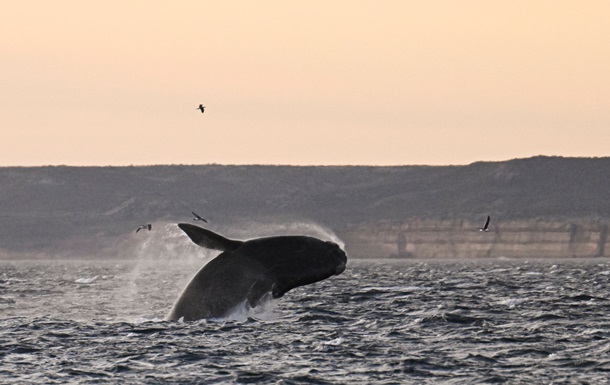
[340, 219, 609, 259]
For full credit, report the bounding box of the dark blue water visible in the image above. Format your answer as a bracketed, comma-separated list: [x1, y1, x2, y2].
[2, 258, 610, 384]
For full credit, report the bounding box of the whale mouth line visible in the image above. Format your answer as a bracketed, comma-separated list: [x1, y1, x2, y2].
[335, 261, 346, 275]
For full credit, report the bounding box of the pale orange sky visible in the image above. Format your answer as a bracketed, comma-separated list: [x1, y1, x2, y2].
[1, 1, 608, 166]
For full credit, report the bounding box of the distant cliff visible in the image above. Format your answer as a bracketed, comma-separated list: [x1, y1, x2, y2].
[340, 219, 609, 259]
[1, 156, 609, 258]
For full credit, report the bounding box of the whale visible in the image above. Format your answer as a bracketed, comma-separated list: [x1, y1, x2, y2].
[167, 223, 348, 321]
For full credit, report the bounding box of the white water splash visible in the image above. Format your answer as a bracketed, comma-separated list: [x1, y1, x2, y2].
[75, 276, 99, 284]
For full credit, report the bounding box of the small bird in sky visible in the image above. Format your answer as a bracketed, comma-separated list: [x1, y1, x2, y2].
[192, 211, 208, 223]
[197, 104, 205, 113]
[479, 216, 491, 232]
[136, 224, 152, 233]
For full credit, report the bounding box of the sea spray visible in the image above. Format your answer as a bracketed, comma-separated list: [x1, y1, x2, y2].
[121, 223, 211, 321]
[218, 293, 279, 322]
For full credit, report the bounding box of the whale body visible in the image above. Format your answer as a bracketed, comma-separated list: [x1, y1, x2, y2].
[167, 223, 348, 321]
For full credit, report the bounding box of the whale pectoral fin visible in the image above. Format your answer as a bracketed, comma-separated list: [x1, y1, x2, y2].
[271, 282, 290, 298]
[246, 280, 274, 307]
[178, 223, 243, 251]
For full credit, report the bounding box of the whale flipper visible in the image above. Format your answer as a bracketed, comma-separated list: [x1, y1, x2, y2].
[178, 223, 242, 251]
[246, 279, 274, 307]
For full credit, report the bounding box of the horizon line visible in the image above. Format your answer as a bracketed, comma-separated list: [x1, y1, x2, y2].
[1, 155, 608, 169]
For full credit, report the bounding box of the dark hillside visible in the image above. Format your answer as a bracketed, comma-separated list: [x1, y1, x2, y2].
[1, 156, 609, 256]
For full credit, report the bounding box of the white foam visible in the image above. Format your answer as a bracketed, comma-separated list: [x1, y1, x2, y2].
[498, 298, 528, 307]
[75, 276, 99, 284]
[324, 337, 345, 346]
[221, 294, 279, 322]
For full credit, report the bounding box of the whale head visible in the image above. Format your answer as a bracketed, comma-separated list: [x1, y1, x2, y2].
[237, 235, 347, 299]
[325, 241, 347, 275]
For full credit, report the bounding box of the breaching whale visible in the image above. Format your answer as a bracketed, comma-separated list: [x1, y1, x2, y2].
[167, 223, 348, 321]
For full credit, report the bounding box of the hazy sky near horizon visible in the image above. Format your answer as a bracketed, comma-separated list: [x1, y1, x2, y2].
[1, 1, 608, 166]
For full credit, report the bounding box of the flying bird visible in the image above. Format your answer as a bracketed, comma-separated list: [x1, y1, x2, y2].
[136, 224, 152, 233]
[197, 104, 205, 113]
[479, 216, 491, 232]
[192, 211, 208, 223]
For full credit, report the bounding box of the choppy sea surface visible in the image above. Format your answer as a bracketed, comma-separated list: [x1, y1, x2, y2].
[1, 257, 610, 384]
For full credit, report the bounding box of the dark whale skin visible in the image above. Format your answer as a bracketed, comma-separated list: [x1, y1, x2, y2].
[167, 224, 347, 321]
